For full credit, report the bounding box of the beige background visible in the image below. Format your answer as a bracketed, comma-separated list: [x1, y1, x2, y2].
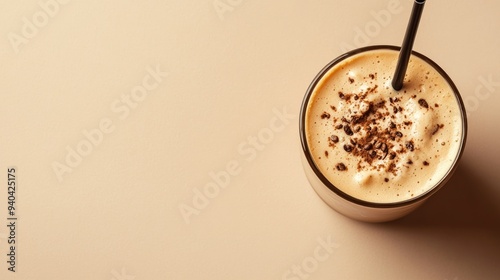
[0, 0, 499, 279]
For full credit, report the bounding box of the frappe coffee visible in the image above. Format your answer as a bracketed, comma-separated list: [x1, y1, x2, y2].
[300, 46, 467, 221]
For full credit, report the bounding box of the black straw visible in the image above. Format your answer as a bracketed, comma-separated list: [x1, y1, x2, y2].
[392, 0, 426, 91]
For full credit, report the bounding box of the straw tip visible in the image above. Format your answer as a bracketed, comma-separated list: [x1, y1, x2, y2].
[391, 81, 403, 91]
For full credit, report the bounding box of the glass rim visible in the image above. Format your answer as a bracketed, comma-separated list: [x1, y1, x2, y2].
[299, 45, 468, 208]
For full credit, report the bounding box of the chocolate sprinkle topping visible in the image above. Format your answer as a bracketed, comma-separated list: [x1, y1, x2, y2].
[432, 124, 444, 135]
[380, 143, 387, 152]
[321, 112, 331, 119]
[313, 78, 440, 176]
[336, 163, 347, 171]
[343, 144, 354, 153]
[405, 141, 415, 151]
[344, 125, 354, 136]
[418, 98, 429, 109]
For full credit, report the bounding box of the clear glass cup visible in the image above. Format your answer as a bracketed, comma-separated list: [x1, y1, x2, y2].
[299, 45, 467, 222]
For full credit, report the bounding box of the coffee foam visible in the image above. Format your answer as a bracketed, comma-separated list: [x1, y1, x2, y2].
[305, 49, 463, 204]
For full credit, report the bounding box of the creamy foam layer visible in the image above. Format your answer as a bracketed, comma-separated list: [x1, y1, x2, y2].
[305, 49, 464, 204]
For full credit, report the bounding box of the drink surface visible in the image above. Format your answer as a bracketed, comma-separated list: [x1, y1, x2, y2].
[305, 49, 463, 204]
